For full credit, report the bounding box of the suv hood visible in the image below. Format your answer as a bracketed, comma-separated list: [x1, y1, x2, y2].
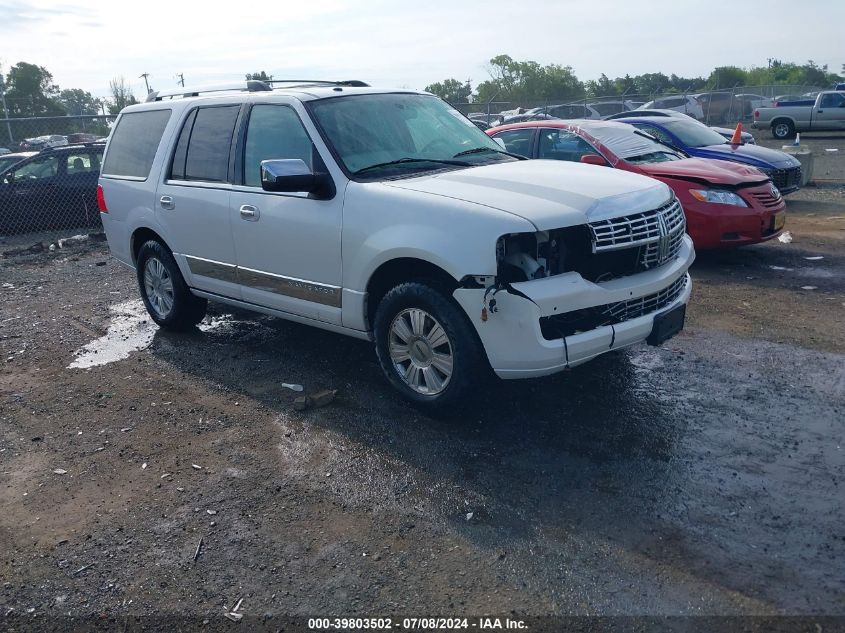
[639, 157, 769, 186]
[694, 143, 800, 169]
[383, 160, 671, 231]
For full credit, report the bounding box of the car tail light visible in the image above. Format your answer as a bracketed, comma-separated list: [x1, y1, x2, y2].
[754, 110, 760, 118]
[96, 184, 108, 213]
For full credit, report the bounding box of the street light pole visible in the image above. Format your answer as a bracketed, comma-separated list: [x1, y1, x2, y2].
[139, 72, 151, 94]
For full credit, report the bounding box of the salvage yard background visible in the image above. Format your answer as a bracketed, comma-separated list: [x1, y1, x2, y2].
[1, 126, 843, 624]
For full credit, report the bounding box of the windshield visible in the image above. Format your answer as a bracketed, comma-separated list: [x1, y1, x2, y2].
[658, 119, 728, 148]
[584, 124, 682, 164]
[309, 93, 509, 177]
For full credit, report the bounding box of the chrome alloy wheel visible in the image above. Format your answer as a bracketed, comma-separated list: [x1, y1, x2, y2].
[143, 257, 175, 319]
[773, 122, 790, 138]
[388, 308, 454, 395]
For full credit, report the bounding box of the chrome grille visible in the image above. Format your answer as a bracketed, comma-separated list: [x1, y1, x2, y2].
[589, 199, 686, 269]
[603, 274, 689, 323]
[749, 189, 783, 209]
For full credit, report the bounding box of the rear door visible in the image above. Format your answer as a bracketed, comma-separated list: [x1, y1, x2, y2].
[229, 102, 343, 324]
[157, 104, 243, 299]
[814, 93, 845, 130]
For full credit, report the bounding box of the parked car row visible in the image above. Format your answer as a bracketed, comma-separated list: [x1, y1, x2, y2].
[487, 114, 799, 250]
[0, 141, 105, 234]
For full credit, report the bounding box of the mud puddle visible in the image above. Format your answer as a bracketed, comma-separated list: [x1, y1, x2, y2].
[67, 299, 236, 369]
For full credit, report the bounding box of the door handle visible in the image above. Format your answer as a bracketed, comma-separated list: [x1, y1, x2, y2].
[240, 204, 259, 221]
[160, 195, 174, 210]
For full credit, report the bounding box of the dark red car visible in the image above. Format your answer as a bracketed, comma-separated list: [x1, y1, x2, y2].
[487, 120, 786, 249]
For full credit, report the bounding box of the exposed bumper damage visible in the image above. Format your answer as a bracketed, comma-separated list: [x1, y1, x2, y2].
[453, 235, 694, 379]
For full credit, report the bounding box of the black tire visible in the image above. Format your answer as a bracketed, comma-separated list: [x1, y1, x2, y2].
[136, 240, 207, 330]
[771, 120, 795, 140]
[373, 282, 488, 411]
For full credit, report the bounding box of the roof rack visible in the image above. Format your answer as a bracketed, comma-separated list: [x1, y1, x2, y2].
[265, 79, 370, 88]
[145, 79, 370, 102]
[146, 80, 272, 102]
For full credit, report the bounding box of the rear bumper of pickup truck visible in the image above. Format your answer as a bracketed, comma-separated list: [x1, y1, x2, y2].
[452, 236, 695, 379]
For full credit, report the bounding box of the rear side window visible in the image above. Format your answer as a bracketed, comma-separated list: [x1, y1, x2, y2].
[492, 129, 534, 157]
[181, 106, 240, 182]
[102, 109, 171, 179]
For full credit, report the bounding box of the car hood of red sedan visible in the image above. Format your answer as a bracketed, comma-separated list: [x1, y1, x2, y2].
[637, 157, 769, 186]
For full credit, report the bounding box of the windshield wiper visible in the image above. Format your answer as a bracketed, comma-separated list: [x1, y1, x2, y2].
[453, 146, 526, 160]
[353, 157, 470, 175]
[632, 129, 687, 157]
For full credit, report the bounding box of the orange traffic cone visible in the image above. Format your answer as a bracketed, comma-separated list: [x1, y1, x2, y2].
[729, 122, 743, 145]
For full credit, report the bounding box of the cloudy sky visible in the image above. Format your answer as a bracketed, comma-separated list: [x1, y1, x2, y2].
[1, 0, 843, 100]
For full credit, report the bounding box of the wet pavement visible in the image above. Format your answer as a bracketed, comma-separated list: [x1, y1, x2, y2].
[1, 194, 844, 623]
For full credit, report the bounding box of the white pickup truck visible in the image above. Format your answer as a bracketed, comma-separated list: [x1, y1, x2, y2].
[753, 91, 845, 139]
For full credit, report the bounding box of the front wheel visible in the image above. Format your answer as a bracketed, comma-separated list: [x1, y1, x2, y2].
[373, 282, 488, 410]
[772, 120, 795, 140]
[136, 240, 207, 330]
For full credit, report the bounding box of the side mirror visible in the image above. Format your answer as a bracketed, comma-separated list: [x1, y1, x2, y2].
[580, 154, 607, 166]
[260, 159, 334, 199]
[3, 172, 13, 185]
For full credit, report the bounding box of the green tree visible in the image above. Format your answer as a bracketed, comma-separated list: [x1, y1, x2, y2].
[424, 78, 472, 104]
[246, 71, 274, 82]
[585, 73, 618, 97]
[107, 76, 139, 115]
[707, 66, 747, 89]
[3, 62, 64, 117]
[476, 54, 584, 104]
[59, 88, 102, 116]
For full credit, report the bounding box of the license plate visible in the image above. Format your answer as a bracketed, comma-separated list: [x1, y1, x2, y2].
[647, 304, 686, 346]
[773, 212, 786, 232]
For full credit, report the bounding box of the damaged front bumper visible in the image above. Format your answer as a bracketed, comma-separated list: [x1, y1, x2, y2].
[453, 235, 694, 379]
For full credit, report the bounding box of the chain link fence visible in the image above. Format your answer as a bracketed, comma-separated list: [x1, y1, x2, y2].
[0, 115, 114, 237]
[456, 84, 825, 126]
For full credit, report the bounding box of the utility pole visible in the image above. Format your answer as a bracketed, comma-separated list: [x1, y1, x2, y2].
[0, 72, 13, 146]
[139, 72, 151, 94]
[176, 73, 185, 87]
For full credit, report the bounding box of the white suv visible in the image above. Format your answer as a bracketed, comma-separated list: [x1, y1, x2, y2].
[98, 80, 694, 409]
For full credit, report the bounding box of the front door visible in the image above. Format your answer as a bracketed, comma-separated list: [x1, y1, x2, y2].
[0, 154, 60, 234]
[229, 103, 343, 324]
[814, 92, 845, 130]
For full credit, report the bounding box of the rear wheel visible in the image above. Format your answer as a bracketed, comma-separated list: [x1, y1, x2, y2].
[136, 240, 207, 330]
[772, 120, 795, 140]
[374, 282, 487, 410]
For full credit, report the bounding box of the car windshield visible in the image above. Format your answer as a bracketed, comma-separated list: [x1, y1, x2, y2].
[658, 119, 729, 148]
[308, 93, 510, 177]
[583, 125, 682, 164]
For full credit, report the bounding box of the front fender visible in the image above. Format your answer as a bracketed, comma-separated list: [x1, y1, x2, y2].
[341, 182, 535, 291]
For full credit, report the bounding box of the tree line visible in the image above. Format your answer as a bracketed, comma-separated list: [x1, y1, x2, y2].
[0, 62, 142, 119]
[425, 55, 845, 105]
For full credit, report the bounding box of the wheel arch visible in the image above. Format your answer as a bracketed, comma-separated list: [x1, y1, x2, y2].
[364, 257, 460, 332]
[130, 226, 170, 266]
[770, 116, 796, 131]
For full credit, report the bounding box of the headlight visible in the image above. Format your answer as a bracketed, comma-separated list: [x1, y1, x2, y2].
[689, 189, 748, 207]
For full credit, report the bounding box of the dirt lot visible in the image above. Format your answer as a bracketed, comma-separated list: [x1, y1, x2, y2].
[1, 143, 844, 631]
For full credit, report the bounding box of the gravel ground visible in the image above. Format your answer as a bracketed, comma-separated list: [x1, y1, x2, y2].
[1, 150, 844, 632]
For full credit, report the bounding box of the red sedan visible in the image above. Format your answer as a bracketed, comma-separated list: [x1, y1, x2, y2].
[487, 120, 786, 249]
